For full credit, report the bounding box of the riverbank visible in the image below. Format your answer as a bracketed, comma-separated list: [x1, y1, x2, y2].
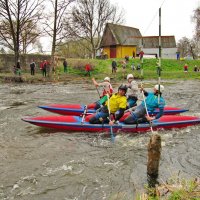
[0, 70, 200, 86]
[1, 58, 200, 84]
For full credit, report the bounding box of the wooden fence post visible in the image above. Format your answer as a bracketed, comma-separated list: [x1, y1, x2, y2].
[147, 134, 161, 187]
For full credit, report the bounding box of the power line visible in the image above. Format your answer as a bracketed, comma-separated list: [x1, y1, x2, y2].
[143, 0, 167, 35]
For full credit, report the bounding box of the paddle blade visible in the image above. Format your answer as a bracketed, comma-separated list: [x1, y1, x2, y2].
[110, 126, 115, 143]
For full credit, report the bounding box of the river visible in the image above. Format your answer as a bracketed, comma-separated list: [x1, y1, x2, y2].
[0, 80, 200, 199]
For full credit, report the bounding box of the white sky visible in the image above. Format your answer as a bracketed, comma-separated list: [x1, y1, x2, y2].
[110, 0, 199, 42]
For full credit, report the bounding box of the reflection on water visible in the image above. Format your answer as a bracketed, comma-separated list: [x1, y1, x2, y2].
[0, 80, 200, 199]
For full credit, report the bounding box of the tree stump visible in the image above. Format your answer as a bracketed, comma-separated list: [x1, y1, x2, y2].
[147, 134, 161, 187]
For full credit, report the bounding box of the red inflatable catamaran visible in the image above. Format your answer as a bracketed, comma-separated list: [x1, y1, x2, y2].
[38, 104, 189, 116]
[22, 112, 200, 133]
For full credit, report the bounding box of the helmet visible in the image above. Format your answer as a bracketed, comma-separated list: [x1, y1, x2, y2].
[118, 84, 127, 93]
[104, 77, 110, 82]
[154, 84, 164, 92]
[127, 74, 134, 80]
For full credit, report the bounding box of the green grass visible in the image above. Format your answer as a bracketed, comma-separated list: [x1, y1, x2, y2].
[65, 57, 200, 81]
[0, 58, 200, 83]
[135, 177, 200, 200]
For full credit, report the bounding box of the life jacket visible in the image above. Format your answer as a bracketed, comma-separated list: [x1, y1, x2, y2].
[101, 83, 113, 97]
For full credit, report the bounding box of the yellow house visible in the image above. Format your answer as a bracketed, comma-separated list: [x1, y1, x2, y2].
[99, 23, 142, 59]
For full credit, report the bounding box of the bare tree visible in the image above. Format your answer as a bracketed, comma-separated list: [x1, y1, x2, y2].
[57, 39, 93, 58]
[192, 7, 200, 57]
[0, 0, 44, 65]
[193, 7, 200, 39]
[177, 6, 200, 59]
[21, 20, 41, 54]
[177, 37, 197, 59]
[44, 0, 74, 71]
[177, 37, 191, 58]
[64, 0, 124, 58]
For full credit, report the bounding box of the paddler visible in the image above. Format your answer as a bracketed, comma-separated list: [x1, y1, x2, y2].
[125, 74, 139, 108]
[124, 84, 166, 124]
[87, 77, 113, 109]
[89, 84, 127, 125]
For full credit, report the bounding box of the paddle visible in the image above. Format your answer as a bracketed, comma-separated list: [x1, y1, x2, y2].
[106, 94, 115, 142]
[81, 105, 87, 124]
[95, 86, 101, 99]
[92, 77, 101, 99]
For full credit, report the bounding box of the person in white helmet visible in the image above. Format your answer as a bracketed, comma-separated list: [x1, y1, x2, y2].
[87, 77, 113, 109]
[124, 84, 165, 124]
[125, 74, 139, 108]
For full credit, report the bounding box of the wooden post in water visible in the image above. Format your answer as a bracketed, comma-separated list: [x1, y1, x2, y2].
[147, 134, 161, 187]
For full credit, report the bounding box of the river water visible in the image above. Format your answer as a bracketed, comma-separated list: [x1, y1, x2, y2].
[0, 80, 200, 200]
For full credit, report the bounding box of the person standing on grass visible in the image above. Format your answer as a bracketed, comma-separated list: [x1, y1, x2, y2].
[30, 60, 36, 75]
[16, 60, 21, 76]
[42, 60, 47, 77]
[85, 63, 91, 76]
[139, 50, 144, 60]
[193, 65, 198, 72]
[63, 59, 68, 73]
[111, 59, 117, 74]
[184, 63, 188, 72]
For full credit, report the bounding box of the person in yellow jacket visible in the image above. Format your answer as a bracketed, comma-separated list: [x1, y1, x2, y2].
[89, 85, 127, 124]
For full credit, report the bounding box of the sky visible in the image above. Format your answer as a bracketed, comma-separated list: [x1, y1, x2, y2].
[110, 0, 199, 42]
[41, 0, 199, 53]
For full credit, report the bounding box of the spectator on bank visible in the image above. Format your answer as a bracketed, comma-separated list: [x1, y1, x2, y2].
[16, 60, 21, 76]
[42, 60, 47, 77]
[132, 51, 136, 59]
[136, 63, 141, 71]
[131, 63, 135, 71]
[183, 63, 188, 72]
[176, 52, 180, 60]
[139, 50, 144, 60]
[85, 63, 91, 76]
[13, 65, 17, 75]
[30, 60, 36, 75]
[111, 59, 117, 74]
[194, 65, 198, 72]
[125, 55, 129, 62]
[63, 59, 68, 73]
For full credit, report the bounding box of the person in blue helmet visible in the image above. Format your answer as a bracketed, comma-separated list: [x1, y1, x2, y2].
[124, 84, 165, 124]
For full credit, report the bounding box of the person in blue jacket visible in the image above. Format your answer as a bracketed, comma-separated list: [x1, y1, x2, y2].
[124, 84, 165, 124]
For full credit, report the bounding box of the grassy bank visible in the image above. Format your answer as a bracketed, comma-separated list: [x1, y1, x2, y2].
[0, 58, 200, 83]
[136, 177, 200, 200]
[65, 58, 200, 80]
